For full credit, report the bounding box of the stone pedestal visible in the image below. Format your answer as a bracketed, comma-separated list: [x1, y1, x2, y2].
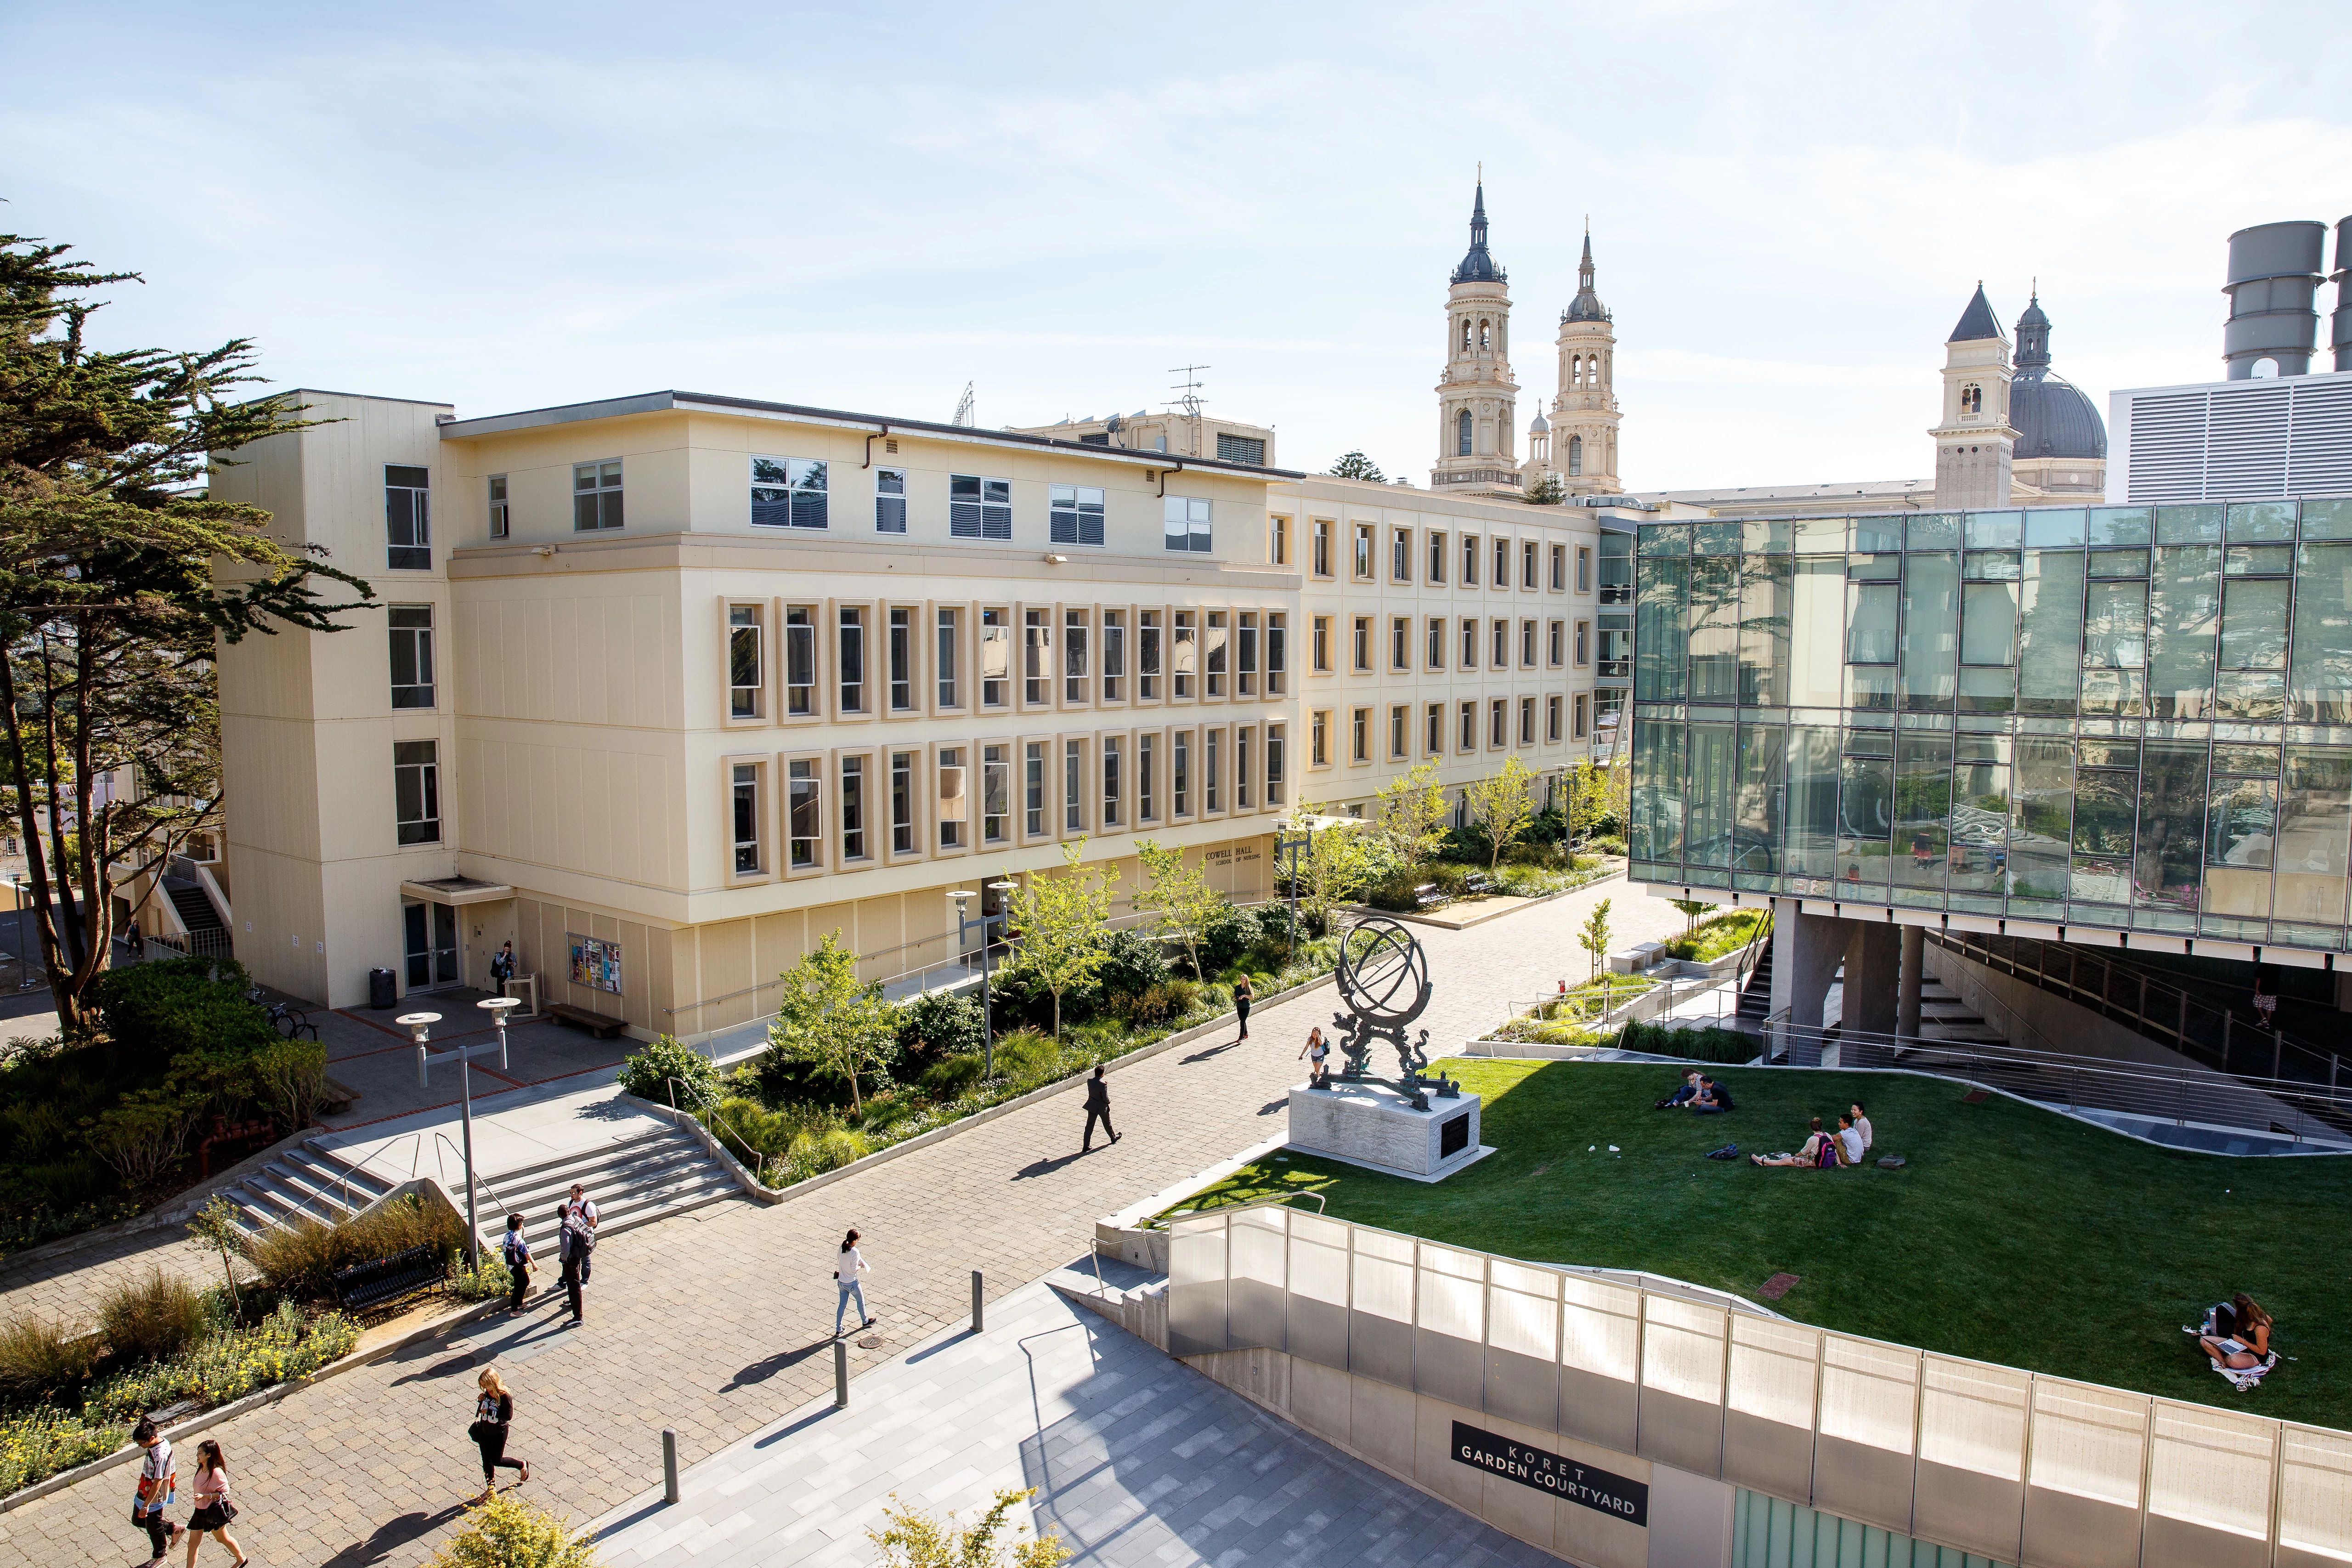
[1286, 1080, 1494, 1183]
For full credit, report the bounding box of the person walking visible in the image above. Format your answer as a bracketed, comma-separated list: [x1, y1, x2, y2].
[1298, 1026, 1330, 1088]
[835, 1229, 874, 1337]
[556, 1203, 584, 1326]
[130, 1417, 181, 1568]
[467, 1368, 527, 1503]
[1081, 1065, 1118, 1151]
[1233, 974, 1253, 1041]
[180, 1439, 245, 1568]
[500, 1212, 533, 1313]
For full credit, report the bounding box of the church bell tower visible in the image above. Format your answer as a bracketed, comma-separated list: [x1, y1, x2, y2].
[1430, 180, 1522, 498]
[1539, 226, 1623, 497]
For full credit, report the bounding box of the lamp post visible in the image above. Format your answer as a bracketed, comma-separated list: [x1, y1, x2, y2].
[400, 1009, 477, 1268]
[477, 995, 519, 1072]
[951, 881, 1018, 1082]
[1274, 820, 1313, 955]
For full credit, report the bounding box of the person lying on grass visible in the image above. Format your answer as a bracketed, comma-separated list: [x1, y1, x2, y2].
[1751, 1117, 1836, 1167]
[1654, 1070, 1701, 1109]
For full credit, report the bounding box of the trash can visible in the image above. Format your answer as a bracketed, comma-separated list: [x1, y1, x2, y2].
[368, 967, 397, 1010]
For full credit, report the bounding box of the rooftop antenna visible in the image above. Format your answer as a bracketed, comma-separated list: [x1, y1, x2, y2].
[1165, 364, 1209, 423]
[951, 382, 975, 427]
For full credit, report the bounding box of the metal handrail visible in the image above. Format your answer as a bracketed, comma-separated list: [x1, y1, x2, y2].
[323, 1129, 424, 1219]
[666, 1074, 771, 1185]
[430, 1131, 510, 1233]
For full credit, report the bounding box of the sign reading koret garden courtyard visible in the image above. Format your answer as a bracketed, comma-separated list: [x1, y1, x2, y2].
[1450, 1422, 1649, 1525]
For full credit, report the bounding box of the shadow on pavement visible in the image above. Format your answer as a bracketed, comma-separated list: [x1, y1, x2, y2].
[722, 1336, 836, 1393]
[317, 1502, 469, 1568]
[1011, 1151, 1087, 1181]
[1178, 1039, 1243, 1064]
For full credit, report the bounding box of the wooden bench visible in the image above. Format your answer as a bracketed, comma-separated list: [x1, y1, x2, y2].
[1412, 883, 1450, 910]
[331, 1242, 446, 1314]
[548, 1002, 628, 1039]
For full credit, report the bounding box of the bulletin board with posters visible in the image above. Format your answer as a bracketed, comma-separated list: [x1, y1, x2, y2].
[568, 934, 622, 996]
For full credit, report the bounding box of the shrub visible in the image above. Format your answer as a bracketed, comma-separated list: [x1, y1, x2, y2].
[1093, 929, 1170, 1000]
[1589, 834, 1628, 857]
[783, 1126, 870, 1178]
[86, 1090, 204, 1190]
[0, 1405, 116, 1496]
[245, 1036, 330, 1132]
[447, 1254, 512, 1302]
[869, 1487, 1069, 1568]
[920, 1053, 985, 1099]
[616, 1035, 718, 1106]
[96, 1268, 213, 1366]
[91, 957, 273, 1073]
[992, 1029, 1060, 1082]
[895, 991, 984, 1072]
[81, 1297, 357, 1424]
[428, 1492, 601, 1568]
[1115, 980, 1195, 1027]
[0, 1312, 96, 1403]
[749, 1047, 856, 1110]
[1196, 904, 1255, 976]
[242, 1194, 464, 1301]
[1617, 1022, 1757, 1064]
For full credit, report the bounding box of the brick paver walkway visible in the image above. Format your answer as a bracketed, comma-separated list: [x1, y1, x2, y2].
[0, 877, 1679, 1568]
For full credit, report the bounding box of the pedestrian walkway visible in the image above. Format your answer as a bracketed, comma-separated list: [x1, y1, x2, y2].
[0, 875, 1675, 1568]
[591, 1270, 1555, 1567]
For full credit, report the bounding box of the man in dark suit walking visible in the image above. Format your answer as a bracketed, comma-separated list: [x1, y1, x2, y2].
[1082, 1065, 1119, 1152]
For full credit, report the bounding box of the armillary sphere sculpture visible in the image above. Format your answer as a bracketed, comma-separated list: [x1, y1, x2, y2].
[1327, 915, 1457, 1109]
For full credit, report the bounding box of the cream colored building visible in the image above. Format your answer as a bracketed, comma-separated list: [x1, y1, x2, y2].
[212, 387, 1605, 1036]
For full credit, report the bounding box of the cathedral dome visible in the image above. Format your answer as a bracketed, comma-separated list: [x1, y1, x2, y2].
[2009, 293, 2106, 460]
[1528, 411, 1549, 434]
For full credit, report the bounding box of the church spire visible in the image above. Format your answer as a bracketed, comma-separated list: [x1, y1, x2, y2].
[1451, 177, 1504, 285]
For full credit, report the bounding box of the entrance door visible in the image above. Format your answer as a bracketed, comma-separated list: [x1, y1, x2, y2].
[403, 901, 462, 990]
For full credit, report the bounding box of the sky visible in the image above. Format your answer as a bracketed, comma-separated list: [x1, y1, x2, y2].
[5, 0, 2350, 491]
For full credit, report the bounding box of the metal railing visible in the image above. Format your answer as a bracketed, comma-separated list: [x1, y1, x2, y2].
[1475, 917, 1772, 1052]
[665, 1074, 775, 1186]
[1165, 1205, 2352, 1568]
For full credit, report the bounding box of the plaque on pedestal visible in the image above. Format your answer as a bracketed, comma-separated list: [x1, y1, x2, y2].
[1286, 1079, 1494, 1183]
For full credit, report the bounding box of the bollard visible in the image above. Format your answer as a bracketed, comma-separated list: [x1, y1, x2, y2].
[662, 1427, 679, 1504]
[416, 1043, 429, 1089]
[833, 1338, 849, 1408]
[972, 1268, 984, 1334]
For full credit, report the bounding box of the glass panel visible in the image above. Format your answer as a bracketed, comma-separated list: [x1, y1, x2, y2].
[2070, 770, 2137, 905]
[1792, 516, 1846, 554]
[2300, 497, 2352, 540]
[2010, 736, 2075, 904]
[2081, 579, 2147, 717]
[2226, 543, 2295, 577]
[1741, 517, 1792, 553]
[1837, 752, 1892, 888]
[1637, 522, 1690, 556]
[1635, 556, 1688, 702]
[1898, 551, 1958, 711]
[2220, 578, 2289, 669]
[2023, 509, 2087, 548]
[1688, 556, 1739, 703]
[1786, 725, 1841, 880]
[2087, 507, 2153, 547]
[1906, 512, 1961, 549]
[1847, 582, 1897, 663]
[2131, 740, 2208, 913]
[2016, 549, 2085, 715]
[1893, 731, 1953, 896]
[1735, 724, 1786, 875]
[2204, 776, 2277, 919]
[2147, 545, 2220, 719]
[2275, 747, 2352, 930]
[1789, 556, 1846, 707]
[1737, 553, 1791, 707]
[2217, 668, 2286, 720]
[1632, 719, 1685, 864]
[1686, 722, 1736, 868]
[2155, 503, 2223, 545]
[1960, 582, 2018, 666]
[2290, 543, 2352, 722]
[1851, 515, 1903, 553]
[1949, 734, 2011, 897]
[2227, 500, 2298, 542]
[1964, 511, 2024, 549]
[2088, 548, 2149, 578]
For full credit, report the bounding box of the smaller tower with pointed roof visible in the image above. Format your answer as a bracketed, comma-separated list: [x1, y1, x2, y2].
[1431, 179, 1522, 497]
[1928, 283, 2019, 509]
[1531, 225, 1623, 497]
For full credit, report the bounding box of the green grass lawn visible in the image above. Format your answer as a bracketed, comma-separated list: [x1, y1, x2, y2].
[1170, 1059, 2352, 1426]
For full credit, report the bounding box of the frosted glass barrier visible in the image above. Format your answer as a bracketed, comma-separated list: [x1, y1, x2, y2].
[2143, 1400, 2273, 1568]
[1641, 1295, 1727, 1403]
[1165, 1215, 1229, 1357]
[1417, 1246, 1485, 1341]
[2278, 1424, 2352, 1568]
[1350, 1228, 1414, 1321]
[1287, 1213, 1349, 1304]
[1487, 1268, 1560, 1359]
[1230, 1207, 1287, 1285]
[1815, 1335, 1921, 1534]
[2024, 1379, 2146, 1568]
[1724, 1315, 1821, 1502]
[1560, 1275, 1641, 1378]
[1916, 1356, 2030, 1564]
[1227, 1207, 1289, 1351]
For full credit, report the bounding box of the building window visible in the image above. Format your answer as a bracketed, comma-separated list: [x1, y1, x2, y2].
[731, 763, 763, 874]
[1524, 540, 1538, 589]
[1049, 484, 1105, 547]
[1065, 740, 1085, 832]
[1389, 704, 1407, 759]
[1173, 611, 1196, 698]
[1138, 734, 1156, 821]
[572, 459, 626, 531]
[1577, 546, 1592, 593]
[1064, 608, 1091, 703]
[1426, 617, 1444, 671]
[1205, 611, 1228, 698]
[1521, 618, 1537, 668]
[1492, 617, 1508, 669]
[1312, 616, 1331, 673]
[785, 606, 816, 717]
[1351, 707, 1370, 763]
[1490, 698, 1507, 748]
[1495, 538, 1511, 589]
[982, 745, 1009, 843]
[1103, 610, 1125, 702]
[789, 759, 821, 866]
[1463, 535, 1479, 585]
[1550, 543, 1565, 591]
[1312, 710, 1329, 766]
[394, 741, 440, 845]
[385, 465, 431, 570]
[487, 475, 509, 540]
[1548, 619, 1564, 668]
[1216, 432, 1266, 465]
[1022, 610, 1053, 705]
[885, 608, 915, 712]
[1165, 495, 1213, 553]
[1460, 617, 1476, 670]
[1024, 742, 1047, 836]
[1353, 522, 1374, 580]
[1266, 723, 1286, 804]
[750, 456, 822, 529]
[1459, 701, 1476, 752]
[1205, 729, 1221, 812]
[389, 606, 435, 710]
[937, 608, 960, 708]
[939, 746, 967, 848]
[1456, 409, 1473, 456]
[1548, 695, 1562, 742]
[1573, 692, 1589, 740]
[838, 607, 866, 713]
[1235, 726, 1253, 809]
[951, 475, 1013, 539]
[840, 756, 869, 860]
[1392, 528, 1412, 582]
[981, 608, 1009, 707]
[1429, 531, 1447, 583]
[1174, 732, 1191, 815]
[1139, 611, 1161, 699]
[727, 605, 762, 719]
[1266, 612, 1288, 696]
[875, 468, 907, 533]
[1269, 515, 1290, 566]
[1426, 702, 1443, 756]
[1313, 520, 1333, 577]
[1237, 611, 1259, 697]
[1567, 435, 1583, 475]
[1391, 616, 1410, 672]
[1352, 616, 1371, 673]
[1574, 619, 1590, 667]
[1519, 696, 1536, 746]
[1102, 736, 1123, 828]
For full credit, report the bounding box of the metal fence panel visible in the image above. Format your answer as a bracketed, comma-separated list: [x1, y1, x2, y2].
[1415, 1244, 1486, 1405]
[1349, 1227, 1416, 1387]
[2143, 1399, 2273, 1568]
[1165, 1214, 1229, 1358]
[1639, 1293, 1727, 1477]
[1812, 1334, 1920, 1534]
[1227, 1206, 1289, 1352]
[1914, 1354, 2030, 1563]
[2278, 1423, 2352, 1568]
[2022, 1378, 2147, 1568]
[1724, 1314, 1819, 1503]
[1486, 1262, 1562, 1432]
[1559, 1273, 1641, 1452]
[1285, 1213, 1351, 1371]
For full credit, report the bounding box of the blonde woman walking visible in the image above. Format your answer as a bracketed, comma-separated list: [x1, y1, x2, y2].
[181, 1440, 245, 1568]
[467, 1369, 528, 1503]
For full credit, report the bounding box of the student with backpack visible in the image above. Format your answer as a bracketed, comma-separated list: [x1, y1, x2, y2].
[130, 1418, 181, 1567]
[501, 1213, 533, 1313]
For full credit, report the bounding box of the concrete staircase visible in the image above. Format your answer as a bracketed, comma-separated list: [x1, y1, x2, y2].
[220, 1137, 399, 1238]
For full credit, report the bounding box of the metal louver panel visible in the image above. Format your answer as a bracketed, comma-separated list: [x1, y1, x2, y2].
[2124, 392, 2210, 503]
[2287, 378, 2352, 495]
[2204, 385, 2291, 498]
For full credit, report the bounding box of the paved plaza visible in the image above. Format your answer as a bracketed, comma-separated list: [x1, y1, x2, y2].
[0, 877, 1683, 1568]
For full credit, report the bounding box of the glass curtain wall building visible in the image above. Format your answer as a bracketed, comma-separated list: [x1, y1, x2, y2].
[1628, 496, 2352, 956]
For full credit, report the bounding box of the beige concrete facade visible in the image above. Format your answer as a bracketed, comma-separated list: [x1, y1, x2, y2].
[214, 391, 1602, 1033]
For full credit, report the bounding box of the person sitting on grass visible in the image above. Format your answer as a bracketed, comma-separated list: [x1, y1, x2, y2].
[1752, 1117, 1827, 1166]
[1833, 1112, 1865, 1166]
[1690, 1074, 1735, 1114]
[1655, 1070, 1701, 1109]
[2193, 1293, 2275, 1373]
[1850, 1101, 1873, 1156]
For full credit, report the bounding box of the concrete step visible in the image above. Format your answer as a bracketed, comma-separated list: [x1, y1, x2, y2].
[471, 1128, 740, 1252]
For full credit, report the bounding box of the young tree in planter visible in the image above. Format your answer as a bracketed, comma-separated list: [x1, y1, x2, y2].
[185, 1194, 244, 1310]
[0, 232, 373, 1028]
[1131, 838, 1225, 980]
[1564, 760, 1612, 844]
[767, 931, 900, 1115]
[1003, 839, 1118, 1042]
[1578, 898, 1613, 982]
[1285, 796, 1385, 934]
[1373, 762, 1448, 878]
[1670, 898, 1717, 939]
[1464, 755, 1538, 874]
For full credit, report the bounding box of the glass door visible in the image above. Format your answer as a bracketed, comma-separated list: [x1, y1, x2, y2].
[403, 900, 463, 990]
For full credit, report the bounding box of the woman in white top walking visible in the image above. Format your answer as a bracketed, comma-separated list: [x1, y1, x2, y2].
[835, 1228, 873, 1337]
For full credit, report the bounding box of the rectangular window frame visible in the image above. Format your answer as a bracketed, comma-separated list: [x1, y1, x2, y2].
[724, 602, 763, 722]
[390, 605, 436, 711]
[386, 464, 431, 570]
[394, 740, 440, 845]
[951, 475, 1013, 540]
[1049, 484, 1106, 547]
[750, 456, 822, 530]
[487, 474, 509, 541]
[875, 467, 908, 534]
[1165, 495, 1213, 553]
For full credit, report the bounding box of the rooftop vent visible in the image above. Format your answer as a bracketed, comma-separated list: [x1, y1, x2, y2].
[2223, 220, 2325, 379]
[2332, 215, 2352, 374]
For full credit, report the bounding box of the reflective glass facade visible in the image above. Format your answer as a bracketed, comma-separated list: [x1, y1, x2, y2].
[1628, 496, 2352, 953]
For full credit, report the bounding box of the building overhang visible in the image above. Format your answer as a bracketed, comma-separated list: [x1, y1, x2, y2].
[400, 877, 515, 907]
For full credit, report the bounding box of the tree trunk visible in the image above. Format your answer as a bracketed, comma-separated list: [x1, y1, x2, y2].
[1052, 990, 1062, 1042]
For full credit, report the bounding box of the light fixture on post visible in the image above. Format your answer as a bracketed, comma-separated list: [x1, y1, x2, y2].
[1273, 819, 1314, 956]
[401, 1008, 477, 1269]
[952, 882, 1017, 1083]
[477, 995, 520, 1071]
